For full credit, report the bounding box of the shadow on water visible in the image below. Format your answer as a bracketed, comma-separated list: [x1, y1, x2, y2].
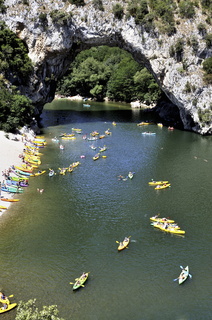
[39, 100, 159, 129]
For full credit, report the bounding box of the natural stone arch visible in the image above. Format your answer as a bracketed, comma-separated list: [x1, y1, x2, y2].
[1, 0, 212, 134]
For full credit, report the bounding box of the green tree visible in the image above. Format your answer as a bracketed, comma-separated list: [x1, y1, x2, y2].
[15, 299, 64, 320]
[106, 57, 140, 102]
[133, 68, 161, 104]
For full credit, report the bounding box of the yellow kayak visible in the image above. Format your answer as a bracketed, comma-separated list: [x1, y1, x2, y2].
[150, 216, 175, 223]
[149, 180, 169, 185]
[155, 183, 171, 190]
[0, 205, 7, 209]
[30, 170, 46, 177]
[118, 237, 130, 251]
[0, 303, 17, 313]
[159, 226, 185, 234]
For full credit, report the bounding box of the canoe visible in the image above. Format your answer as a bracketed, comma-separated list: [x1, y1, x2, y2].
[105, 130, 111, 135]
[72, 272, 89, 290]
[62, 136, 76, 140]
[155, 183, 171, 190]
[178, 266, 189, 284]
[1, 186, 24, 193]
[128, 172, 134, 179]
[25, 159, 41, 166]
[59, 168, 66, 175]
[159, 226, 185, 234]
[83, 104, 90, 107]
[72, 128, 82, 132]
[1, 198, 20, 202]
[148, 181, 169, 185]
[150, 216, 175, 223]
[6, 180, 28, 187]
[30, 170, 46, 177]
[71, 162, 80, 168]
[137, 122, 151, 126]
[99, 146, 107, 152]
[0, 205, 7, 209]
[151, 222, 180, 229]
[118, 237, 130, 251]
[10, 175, 28, 182]
[14, 166, 33, 173]
[93, 154, 100, 160]
[14, 169, 31, 176]
[24, 154, 40, 162]
[142, 132, 156, 135]
[0, 303, 17, 314]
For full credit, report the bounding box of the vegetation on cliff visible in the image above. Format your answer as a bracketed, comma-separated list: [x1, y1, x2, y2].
[0, 21, 34, 132]
[56, 46, 162, 103]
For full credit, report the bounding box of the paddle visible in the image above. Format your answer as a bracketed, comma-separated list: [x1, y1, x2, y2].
[173, 277, 179, 281]
[180, 265, 192, 278]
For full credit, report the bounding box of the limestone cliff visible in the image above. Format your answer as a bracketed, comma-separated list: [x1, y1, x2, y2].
[0, 0, 212, 134]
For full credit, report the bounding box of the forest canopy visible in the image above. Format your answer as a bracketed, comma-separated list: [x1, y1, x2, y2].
[56, 46, 162, 104]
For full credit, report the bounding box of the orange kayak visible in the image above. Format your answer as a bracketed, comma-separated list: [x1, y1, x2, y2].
[1, 198, 20, 202]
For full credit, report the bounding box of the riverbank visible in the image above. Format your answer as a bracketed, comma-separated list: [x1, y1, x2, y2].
[0, 131, 27, 212]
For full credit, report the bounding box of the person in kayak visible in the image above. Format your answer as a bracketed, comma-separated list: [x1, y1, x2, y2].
[0, 292, 8, 309]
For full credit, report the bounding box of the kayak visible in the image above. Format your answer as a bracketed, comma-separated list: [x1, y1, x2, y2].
[0, 303, 17, 313]
[71, 162, 80, 168]
[151, 222, 180, 229]
[59, 168, 66, 175]
[1, 198, 20, 202]
[159, 226, 185, 234]
[155, 183, 171, 190]
[0, 205, 7, 209]
[14, 166, 33, 173]
[178, 266, 189, 284]
[148, 181, 169, 185]
[118, 237, 130, 251]
[150, 216, 175, 223]
[14, 169, 31, 177]
[30, 170, 46, 177]
[137, 122, 151, 126]
[62, 136, 76, 140]
[128, 172, 134, 179]
[93, 154, 100, 160]
[72, 273, 89, 290]
[1, 186, 24, 193]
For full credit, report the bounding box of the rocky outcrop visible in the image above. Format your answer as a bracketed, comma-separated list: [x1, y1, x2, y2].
[1, 0, 212, 134]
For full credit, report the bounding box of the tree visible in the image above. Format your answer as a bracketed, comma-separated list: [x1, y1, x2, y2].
[15, 299, 65, 320]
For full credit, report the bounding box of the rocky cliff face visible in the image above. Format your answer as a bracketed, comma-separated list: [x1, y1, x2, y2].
[1, 0, 212, 134]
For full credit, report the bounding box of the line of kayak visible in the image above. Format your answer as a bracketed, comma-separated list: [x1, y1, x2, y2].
[148, 180, 171, 190]
[150, 215, 186, 234]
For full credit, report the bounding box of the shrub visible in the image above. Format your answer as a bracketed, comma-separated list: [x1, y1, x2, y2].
[190, 36, 198, 54]
[39, 13, 48, 24]
[112, 4, 124, 20]
[179, 1, 195, 19]
[68, 0, 85, 6]
[197, 23, 207, 36]
[50, 10, 72, 25]
[203, 57, 212, 84]
[92, 0, 104, 11]
[0, 0, 6, 13]
[204, 34, 212, 48]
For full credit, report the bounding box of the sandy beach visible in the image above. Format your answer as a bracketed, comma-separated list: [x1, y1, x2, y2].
[0, 131, 26, 212]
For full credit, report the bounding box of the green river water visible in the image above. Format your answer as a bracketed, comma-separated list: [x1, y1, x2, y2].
[0, 100, 212, 320]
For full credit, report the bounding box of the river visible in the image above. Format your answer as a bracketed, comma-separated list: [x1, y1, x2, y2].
[1, 100, 212, 320]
